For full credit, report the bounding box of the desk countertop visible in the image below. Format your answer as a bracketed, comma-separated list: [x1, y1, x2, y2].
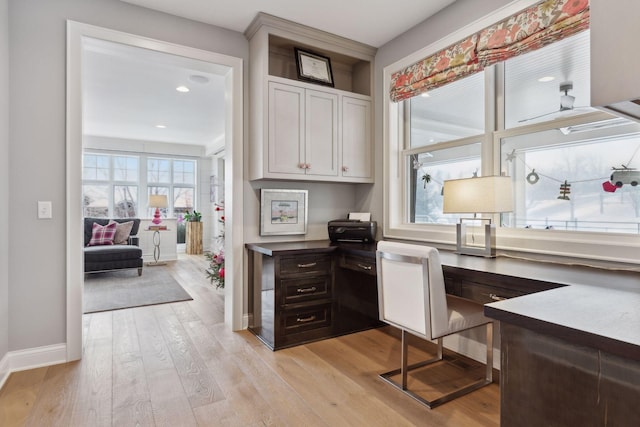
[246, 239, 640, 360]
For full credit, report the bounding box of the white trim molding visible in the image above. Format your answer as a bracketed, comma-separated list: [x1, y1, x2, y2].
[67, 21, 245, 363]
[0, 344, 67, 390]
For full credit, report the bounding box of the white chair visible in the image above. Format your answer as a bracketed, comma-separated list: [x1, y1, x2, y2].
[375, 241, 493, 409]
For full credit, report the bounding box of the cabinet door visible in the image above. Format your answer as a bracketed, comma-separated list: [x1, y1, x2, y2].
[305, 89, 338, 177]
[341, 96, 372, 180]
[268, 82, 305, 175]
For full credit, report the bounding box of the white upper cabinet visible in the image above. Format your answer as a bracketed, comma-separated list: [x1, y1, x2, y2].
[246, 13, 376, 183]
[268, 81, 339, 177]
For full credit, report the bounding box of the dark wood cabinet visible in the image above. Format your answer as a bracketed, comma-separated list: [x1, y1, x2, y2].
[248, 248, 335, 350]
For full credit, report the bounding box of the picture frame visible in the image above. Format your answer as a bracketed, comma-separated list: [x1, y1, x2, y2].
[294, 48, 334, 87]
[260, 189, 308, 236]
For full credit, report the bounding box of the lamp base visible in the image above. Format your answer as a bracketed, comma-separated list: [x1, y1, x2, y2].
[152, 207, 163, 225]
[455, 219, 496, 258]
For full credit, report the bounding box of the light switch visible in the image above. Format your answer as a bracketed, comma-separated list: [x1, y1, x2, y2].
[38, 201, 52, 219]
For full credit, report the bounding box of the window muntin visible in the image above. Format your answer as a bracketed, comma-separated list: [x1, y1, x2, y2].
[500, 118, 640, 234]
[409, 143, 482, 224]
[83, 154, 109, 181]
[173, 160, 195, 185]
[409, 71, 485, 148]
[113, 156, 138, 182]
[173, 187, 195, 217]
[148, 158, 171, 183]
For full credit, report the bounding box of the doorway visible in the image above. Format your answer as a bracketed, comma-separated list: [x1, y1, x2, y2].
[66, 22, 244, 361]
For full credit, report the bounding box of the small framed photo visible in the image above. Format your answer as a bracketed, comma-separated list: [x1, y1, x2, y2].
[260, 189, 308, 236]
[294, 48, 334, 87]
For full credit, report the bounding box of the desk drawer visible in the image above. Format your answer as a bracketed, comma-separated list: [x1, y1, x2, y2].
[339, 254, 376, 276]
[459, 280, 524, 304]
[282, 276, 331, 303]
[280, 254, 332, 276]
[282, 302, 332, 335]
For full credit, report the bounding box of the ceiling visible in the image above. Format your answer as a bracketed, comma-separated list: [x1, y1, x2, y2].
[120, 0, 457, 48]
[85, 0, 456, 148]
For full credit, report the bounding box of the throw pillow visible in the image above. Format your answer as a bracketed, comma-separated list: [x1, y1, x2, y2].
[109, 220, 134, 245]
[87, 222, 117, 246]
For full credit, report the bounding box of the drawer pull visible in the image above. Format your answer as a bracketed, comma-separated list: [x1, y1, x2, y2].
[297, 262, 317, 268]
[489, 293, 507, 301]
[357, 263, 372, 271]
[297, 286, 317, 294]
[296, 315, 316, 323]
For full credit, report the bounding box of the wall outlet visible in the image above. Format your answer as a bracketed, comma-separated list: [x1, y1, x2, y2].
[38, 201, 52, 219]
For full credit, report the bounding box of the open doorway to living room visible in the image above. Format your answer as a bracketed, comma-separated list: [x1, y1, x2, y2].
[67, 22, 244, 361]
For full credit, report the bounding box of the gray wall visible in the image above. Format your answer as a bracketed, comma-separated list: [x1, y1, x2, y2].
[360, 0, 514, 230]
[1, 0, 9, 361]
[7, 0, 248, 351]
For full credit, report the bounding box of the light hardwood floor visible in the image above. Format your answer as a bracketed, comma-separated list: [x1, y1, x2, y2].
[0, 254, 499, 426]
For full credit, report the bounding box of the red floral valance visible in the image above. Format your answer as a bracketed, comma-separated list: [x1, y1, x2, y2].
[390, 0, 590, 103]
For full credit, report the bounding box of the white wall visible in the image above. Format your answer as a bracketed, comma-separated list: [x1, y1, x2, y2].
[8, 0, 248, 352]
[359, 0, 514, 233]
[0, 0, 10, 364]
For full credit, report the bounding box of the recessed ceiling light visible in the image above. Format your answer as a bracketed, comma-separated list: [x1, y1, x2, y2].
[421, 92, 430, 97]
[188, 74, 210, 84]
[155, 124, 166, 129]
[538, 76, 555, 82]
[176, 85, 190, 92]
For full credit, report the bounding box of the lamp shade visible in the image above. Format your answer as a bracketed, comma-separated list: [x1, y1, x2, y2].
[443, 176, 513, 214]
[148, 194, 168, 208]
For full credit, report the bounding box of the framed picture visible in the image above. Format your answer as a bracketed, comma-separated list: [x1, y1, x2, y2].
[294, 48, 334, 87]
[260, 189, 308, 236]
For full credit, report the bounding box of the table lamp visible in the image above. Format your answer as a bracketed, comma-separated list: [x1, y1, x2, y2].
[442, 176, 513, 257]
[149, 194, 168, 225]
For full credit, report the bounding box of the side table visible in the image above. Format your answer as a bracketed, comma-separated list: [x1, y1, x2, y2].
[147, 227, 169, 266]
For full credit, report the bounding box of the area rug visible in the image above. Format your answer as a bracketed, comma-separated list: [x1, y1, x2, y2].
[84, 266, 192, 313]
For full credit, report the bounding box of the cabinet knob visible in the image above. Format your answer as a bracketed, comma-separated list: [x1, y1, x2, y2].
[298, 163, 305, 169]
[305, 163, 311, 169]
[342, 166, 349, 172]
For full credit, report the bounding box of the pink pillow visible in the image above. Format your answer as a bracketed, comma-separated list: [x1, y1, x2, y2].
[88, 222, 117, 246]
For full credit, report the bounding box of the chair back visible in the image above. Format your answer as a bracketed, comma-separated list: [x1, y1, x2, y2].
[376, 241, 448, 340]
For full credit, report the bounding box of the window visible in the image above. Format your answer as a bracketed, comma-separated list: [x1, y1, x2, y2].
[83, 154, 138, 218]
[386, 25, 640, 261]
[82, 152, 197, 220]
[405, 71, 485, 225]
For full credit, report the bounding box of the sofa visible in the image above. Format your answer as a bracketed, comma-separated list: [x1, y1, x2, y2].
[84, 217, 144, 275]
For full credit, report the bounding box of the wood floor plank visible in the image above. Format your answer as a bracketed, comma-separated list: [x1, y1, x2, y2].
[152, 304, 224, 409]
[68, 311, 113, 427]
[1, 254, 500, 426]
[0, 367, 48, 426]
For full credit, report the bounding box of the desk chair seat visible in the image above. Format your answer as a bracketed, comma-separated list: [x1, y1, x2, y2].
[376, 241, 493, 409]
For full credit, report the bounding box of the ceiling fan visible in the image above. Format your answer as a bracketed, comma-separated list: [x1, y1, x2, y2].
[518, 81, 589, 123]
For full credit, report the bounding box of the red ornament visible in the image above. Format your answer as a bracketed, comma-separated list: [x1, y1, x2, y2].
[602, 180, 617, 193]
[218, 267, 225, 278]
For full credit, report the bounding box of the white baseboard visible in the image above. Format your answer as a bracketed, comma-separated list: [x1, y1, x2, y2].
[242, 313, 250, 330]
[0, 352, 9, 390]
[0, 343, 67, 390]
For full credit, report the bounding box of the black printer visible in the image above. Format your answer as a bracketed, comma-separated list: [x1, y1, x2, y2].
[328, 219, 377, 243]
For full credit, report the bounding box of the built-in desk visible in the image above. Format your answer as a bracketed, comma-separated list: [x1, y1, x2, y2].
[245, 240, 564, 349]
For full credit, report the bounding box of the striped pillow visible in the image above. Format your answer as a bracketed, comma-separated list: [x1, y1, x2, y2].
[87, 222, 117, 246]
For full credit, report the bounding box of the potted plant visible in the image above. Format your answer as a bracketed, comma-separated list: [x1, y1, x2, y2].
[206, 202, 225, 288]
[184, 210, 203, 254]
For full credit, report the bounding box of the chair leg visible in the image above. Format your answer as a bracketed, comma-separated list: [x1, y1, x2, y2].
[138, 267, 143, 276]
[379, 324, 494, 409]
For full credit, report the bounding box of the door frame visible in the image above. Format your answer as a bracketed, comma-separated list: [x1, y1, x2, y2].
[66, 21, 244, 361]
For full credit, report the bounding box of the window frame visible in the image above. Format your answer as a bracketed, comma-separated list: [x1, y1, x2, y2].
[382, 0, 640, 264]
[83, 150, 198, 220]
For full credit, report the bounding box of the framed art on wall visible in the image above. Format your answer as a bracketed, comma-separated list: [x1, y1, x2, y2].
[294, 48, 334, 87]
[260, 189, 308, 236]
